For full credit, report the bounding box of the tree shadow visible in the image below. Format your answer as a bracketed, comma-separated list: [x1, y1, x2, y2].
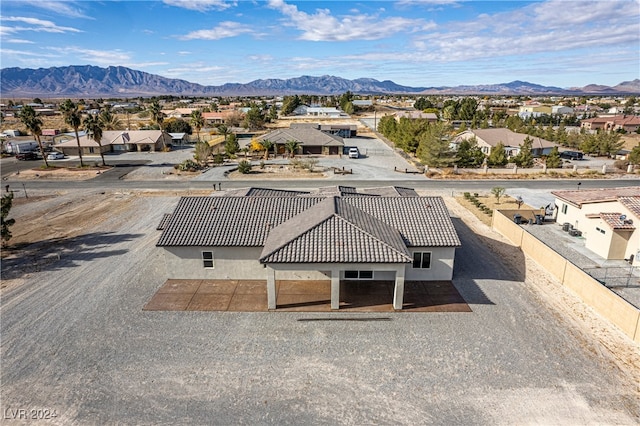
[1, 232, 142, 280]
[451, 217, 526, 305]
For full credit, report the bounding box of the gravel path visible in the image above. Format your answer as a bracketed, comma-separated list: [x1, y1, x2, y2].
[1, 193, 638, 424]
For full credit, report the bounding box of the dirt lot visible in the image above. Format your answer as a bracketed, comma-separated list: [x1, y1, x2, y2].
[1, 190, 639, 424]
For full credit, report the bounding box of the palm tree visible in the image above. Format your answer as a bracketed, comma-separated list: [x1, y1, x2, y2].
[18, 105, 49, 167]
[284, 140, 300, 158]
[83, 114, 106, 166]
[149, 101, 167, 150]
[190, 110, 205, 142]
[261, 139, 273, 160]
[149, 101, 164, 130]
[99, 105, 123, 130]
[60, 99, 84, 167]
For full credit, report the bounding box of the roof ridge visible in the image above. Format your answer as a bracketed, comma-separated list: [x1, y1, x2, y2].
[333, 214, 412, 261]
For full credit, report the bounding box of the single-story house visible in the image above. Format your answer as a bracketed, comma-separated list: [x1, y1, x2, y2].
[156, 188, 461, 310]
[290, 123, 357, 138]
[259, 125, 344, 155]
[552, 187, 640, 265]
[581, 116, 640, 133]
[452, 129, 558, 158]
[54, 130, 173, 155]
[395, 111, 438, 122]
[292, 106, 344, 118]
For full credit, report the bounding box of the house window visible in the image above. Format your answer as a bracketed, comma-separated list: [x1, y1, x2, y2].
[89, 147, 95, 153]
[562, 204, 568, 214]
[413, 252, 432, 269]
[202, 251, 214, 268]
[345, 270, 373, 280]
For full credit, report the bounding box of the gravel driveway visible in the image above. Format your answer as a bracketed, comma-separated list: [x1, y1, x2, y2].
[1, 192, 638, 424]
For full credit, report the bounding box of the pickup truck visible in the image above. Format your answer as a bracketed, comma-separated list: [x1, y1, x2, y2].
[16, 151, 38, 160]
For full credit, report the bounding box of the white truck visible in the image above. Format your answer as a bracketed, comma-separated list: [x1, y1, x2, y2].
[6, 141, 39, 154]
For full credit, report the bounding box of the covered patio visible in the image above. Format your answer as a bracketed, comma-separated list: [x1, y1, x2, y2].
[143, 279, 471, 312]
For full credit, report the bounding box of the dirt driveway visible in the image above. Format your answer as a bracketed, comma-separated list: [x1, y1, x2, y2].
[1, 190, 639, 424]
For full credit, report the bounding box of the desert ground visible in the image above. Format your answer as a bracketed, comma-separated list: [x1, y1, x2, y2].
[1, 186, 639, 424]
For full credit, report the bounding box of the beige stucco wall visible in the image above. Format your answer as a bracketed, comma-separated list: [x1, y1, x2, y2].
[405, 247, 456, 281]
[493, 210, 640, 343]
[163, 246, 455, 281]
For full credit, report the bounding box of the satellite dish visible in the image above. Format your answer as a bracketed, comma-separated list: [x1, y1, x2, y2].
[620, 215, 626, 220]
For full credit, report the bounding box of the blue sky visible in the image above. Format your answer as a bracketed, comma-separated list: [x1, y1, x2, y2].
[1, 0, 639, 88]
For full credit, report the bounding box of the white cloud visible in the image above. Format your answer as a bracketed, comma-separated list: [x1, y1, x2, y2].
[178, 21, 254, 40]
[27, 1, 92, 19]
[5, 39, 35, 44]
[49, 47, 132, 65]
[163, 0, 236, 12]
[1, 17, 82, 35]
[267, 0, 436, 41]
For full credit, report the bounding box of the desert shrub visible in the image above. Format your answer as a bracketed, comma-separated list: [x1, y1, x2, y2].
[463, 192, 471, 199]
[613, 159, 629, 171]
[213, 153, 224, 165]
[175, 159, 200, 172]
[238, 160, 252, 174]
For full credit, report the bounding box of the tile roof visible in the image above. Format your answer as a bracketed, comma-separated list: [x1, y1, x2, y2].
[462, 128, 557, 149]
[360, 186, 418, 197]
[552, 187, 640, 206]
[260, 127, 344, 146]
[260, 197, 412, 263]
[156, 213, 172, 230]
[223, 187, 310, 197]
[157, 194, 461, 253]
[599, 213, 636, 230]
[619, 197, 640, 219]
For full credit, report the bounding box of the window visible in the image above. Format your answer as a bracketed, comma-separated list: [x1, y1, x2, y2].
[344, 270, 373, 280]
[202, 251, 214, 268]
[562, 204, 568, 214]
[413, 252, 431, 269]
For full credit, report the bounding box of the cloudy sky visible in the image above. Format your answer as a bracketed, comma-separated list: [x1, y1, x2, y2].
[1, 0, 639, 88]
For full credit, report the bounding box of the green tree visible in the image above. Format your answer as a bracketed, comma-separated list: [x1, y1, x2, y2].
[414, 97, 434, 111]
[416, 122, 455, 167]
[224, 133, 239, 156]
[243, 103, 265, 130]
[1, 191, 15, 247]
[487, 142, 507, 167]
[190, 110, 205, 142]
[597, 132, 624, 157]
[377, 115, 397, 137]
[545, 147, 562, 168]
[237, 160, 252, 174]
[60, 99, 85, 167]
[99, 105, 122, 130]
[194, 141, 213, 165]
[458, 98, 478, 121]
[261, 139, 274, 160]
[284, 140, 300, 158]
[455, 137, 485, 168]
[149, 101, 165, 130]
[281, 95, 301, 116]
[83, 114, 106, 166]
[513, 136, 534, 167]
[17, 105, 49, 167]
[491, 186, 506, 204]
[628, 143, 640, 165]
[163, 118, 192, 134]
[339, 91, 354, 111]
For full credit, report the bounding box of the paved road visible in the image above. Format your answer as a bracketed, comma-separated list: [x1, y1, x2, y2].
[1, 194, 637, 424]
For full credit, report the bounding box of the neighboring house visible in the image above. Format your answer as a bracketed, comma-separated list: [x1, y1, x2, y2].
[581, 115, 640, 133]
[156, 188, 461, 310]
[54, 130, 172, 155]
[292, 106, 344, 118]
[453, 128, 557, 158]
[290, 123, 357, 138]
[259, 125, 344, 155]
[168, 133, 188, 145]
[552, 187, 640, 265]
[161, 108, 197, 118]
[394, 111, 438, 122]
[202, 111, 241, 125]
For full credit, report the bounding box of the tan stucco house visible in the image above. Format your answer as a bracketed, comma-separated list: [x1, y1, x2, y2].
[552, 187, 640, 265]
[156, 187, 461, 310]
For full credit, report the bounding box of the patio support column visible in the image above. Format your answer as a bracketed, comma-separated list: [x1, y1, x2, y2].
[331, 271, 340, 310]
[393, 265, 405, 310]
[266, 266, 277, 310]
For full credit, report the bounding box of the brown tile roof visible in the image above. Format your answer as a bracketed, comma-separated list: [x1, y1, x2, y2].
[157, 195, 460, 255]
[552, 187, 640, 206]
[260, 197, 412, 263]
[599, 213, 636, 230]
[260, 127, 344, 147]
[619, 197, 640, 219]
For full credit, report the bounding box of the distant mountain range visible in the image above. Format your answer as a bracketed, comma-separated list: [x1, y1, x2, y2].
[1, 65, 639, 97]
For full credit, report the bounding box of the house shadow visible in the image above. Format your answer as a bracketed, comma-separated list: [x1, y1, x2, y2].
[450, 217, 526, 305]
[1, 232, 142, 281]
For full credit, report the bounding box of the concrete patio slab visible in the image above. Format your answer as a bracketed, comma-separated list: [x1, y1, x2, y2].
[143, 279, 471, 312]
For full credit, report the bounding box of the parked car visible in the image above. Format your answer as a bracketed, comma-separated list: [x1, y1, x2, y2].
[348, 147, 360, 159]
[16, 151, 38, 161]
[560, 150, 583, 160]
[47, 152, 65, 160]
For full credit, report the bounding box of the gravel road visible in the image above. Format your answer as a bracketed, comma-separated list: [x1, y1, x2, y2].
[1, 192, 639, 424]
